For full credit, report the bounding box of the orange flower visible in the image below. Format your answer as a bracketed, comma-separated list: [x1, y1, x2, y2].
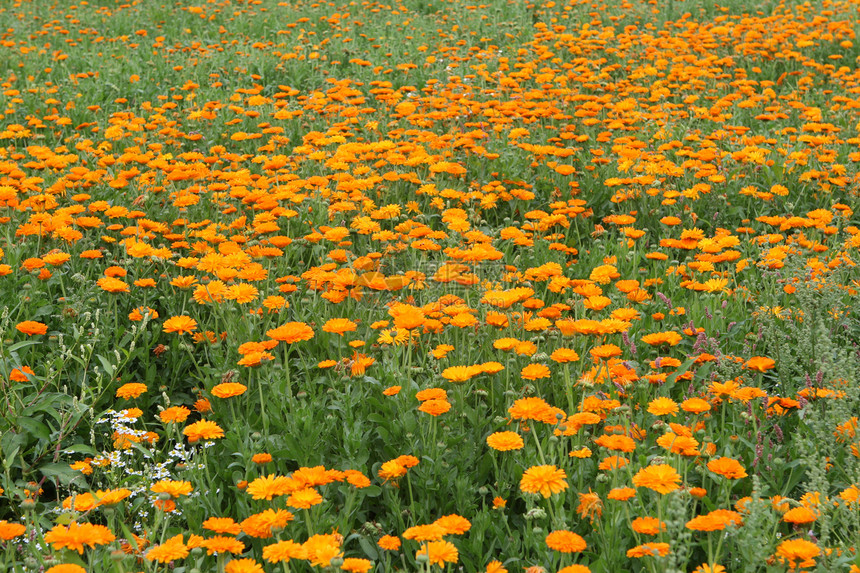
[151, 480, 193, 498]
[211, 382, 247, 398]
[159, 406, 191, 424]
[545, 530, 587, 553]
[116, 383, 147, 399]
[576, 490, 603, 521]
[44, 522, 116, 553]
[267, 322, 314, 343]
[647, 397, 679, 416]
[707, 457, 748, 479]
[322, 318, 358, 336]
[0, 521, 26, 540]
[183, 419, 224, 442]
[590, 344, 622, 359]
[16, 321, 48, 336]
[521, 363, 551, 380]
[631, 517, 665, 535]
[163, 316, 197, 335]
[744, 356, 776, 372]
[415, 540, 458, 566]
[378, 535, 401, 551]
[632, 464, 682, 494]
[774, 539, 820, 569]
[686, 509, 743, 531]
[520, 465, 568, 498]
[486, 431, 524, 452]
[627, 543, 670, 558]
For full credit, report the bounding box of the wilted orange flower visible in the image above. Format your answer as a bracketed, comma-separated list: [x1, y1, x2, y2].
[520, 465, 568, 498]
[577, 490, 603, 521]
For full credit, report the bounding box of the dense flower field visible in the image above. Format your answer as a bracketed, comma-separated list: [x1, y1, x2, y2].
[0, 0, 859, 571]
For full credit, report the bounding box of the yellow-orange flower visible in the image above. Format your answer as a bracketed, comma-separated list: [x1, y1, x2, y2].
[632, 464, 682, 494]
[520, 465, 568, 498]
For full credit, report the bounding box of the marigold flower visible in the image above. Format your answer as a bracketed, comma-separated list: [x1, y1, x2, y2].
[783, 506, 817, 524]
[151, 480, 192, 498]
[263, 539, 306, 563]
[647, 397, 679, 416]
[46, 565, 87, 573]
[159, 406, 191, 424]
[322, 318, 358, 336]
[403, 524, 446, 542]
[418, 399, 451, 416]
[434, 514, 471, 535]
[774, 539, 820, 569]
[211, 382, 247, 398]
[201, 536, 245, 555]
[16, 321, 48, 336]
[267, 322, 314, 343]
[183, 419, 224, 442]
[0, 521, 26, 540]
[116, 382, 147, 399]
[203, 517, 242, 535]
[707, 457, 747, 479]
[145, 534, 189, 563]
[415, 540, 459, 566]
[486, 431, 524, 452]
[607, 487, 636, 501]
[632, 516, 665, 535]
[44, 522, 116, 553]
[545, 530, 586, 553]
[627, 542, 671, 558]
[287, 487, 323, 509]
[163, 315, 197, 335]
[632, 464, 682, 494]
[521, 363, 551, 380]
[341, 558, 372, 573]
[686, 509, 742, 531]
[378, 535, 401, 550]
[520, 465, 568, 498]
[224, 558, 263, 573]
[744, 356, 776, 372]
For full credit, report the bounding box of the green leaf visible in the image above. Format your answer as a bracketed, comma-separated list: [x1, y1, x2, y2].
[17, 416, 51, 442]
[40, 462, 84, 485]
